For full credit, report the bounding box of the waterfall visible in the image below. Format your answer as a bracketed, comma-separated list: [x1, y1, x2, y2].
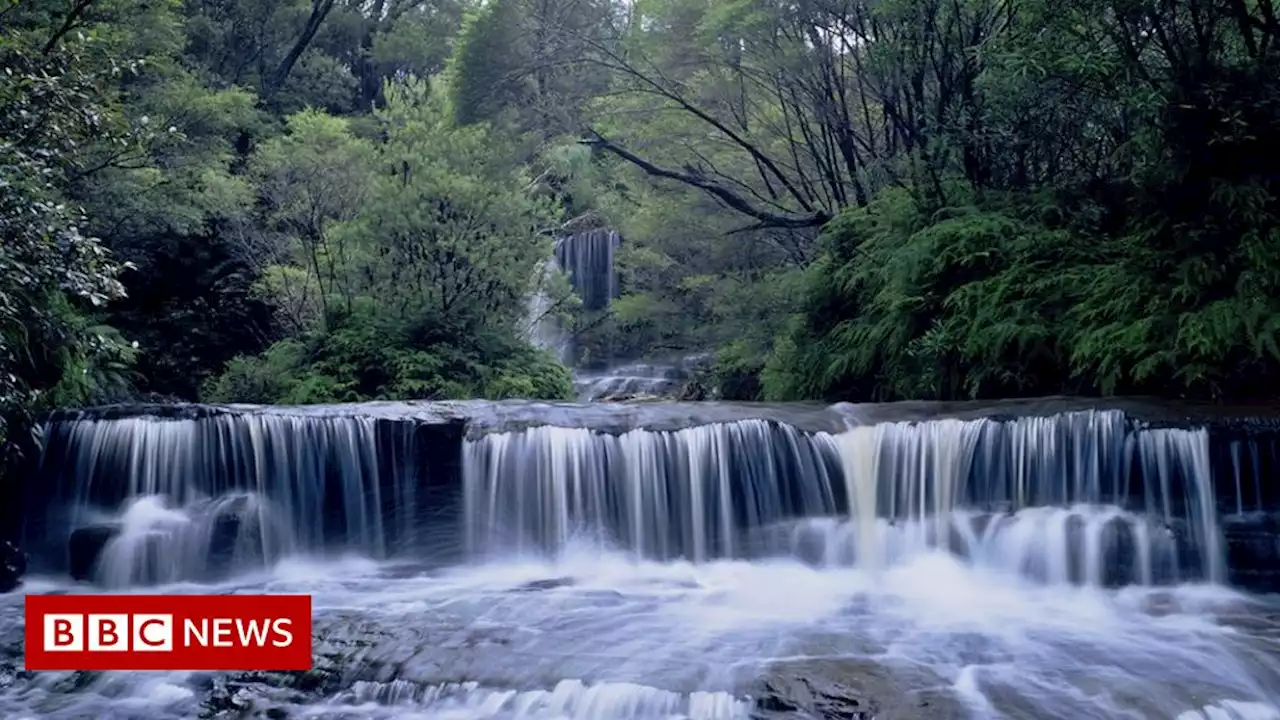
[460, 409, 1226, 584]
[574, 354, 714, 401]
[462, 421, 843, 561]
[20, 411, 462, 585]
[12, 403, 1276, 590]
[555, 228, 620, 312]
[524, 257, 571, 363]
[523, 228, 621, 361]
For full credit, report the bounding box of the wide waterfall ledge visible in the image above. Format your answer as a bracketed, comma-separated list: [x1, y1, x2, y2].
[8, 396, 1280, 592]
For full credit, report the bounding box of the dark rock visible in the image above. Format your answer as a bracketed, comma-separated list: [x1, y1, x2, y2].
[202, 497, 254, 579]
[1224, 513, 1280, 592]
[753, 673, 873, 720]
[751, 658, 966, 720]
[292, 667, 338, 693]
[515, 577, 576, 591]
[751, 661, 878, 720]
[597, 392, 665, 403]
[202, 677, 254, 716]
[68, 524, 120, 581]
[755, 692, 802, 713]
[677, 378, 710, 401]
[1, 540, 25, 593]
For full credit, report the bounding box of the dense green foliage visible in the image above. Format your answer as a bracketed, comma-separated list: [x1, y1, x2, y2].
[551, 0, 1280, 402]
[1, 23, 134, 454]
[3, 0, 1279, 439]
[202, 309, 572, 403]
[1, 0, 575, 422]
[758, 0, 1280, 401]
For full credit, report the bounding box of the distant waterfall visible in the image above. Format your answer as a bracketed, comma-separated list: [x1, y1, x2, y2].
[573, 354, 714, 401]
[13, 403, 1280, 589]
[555, 228, 620, 312]
[522, 228, 620, 361]
[524, 257, 571, 363]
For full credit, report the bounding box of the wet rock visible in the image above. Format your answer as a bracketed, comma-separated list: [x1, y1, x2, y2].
[597, 392, 665, 403]
[204, 499, 251, 578]
[1223, 514, 1280, 592]
[751, 659, 966, 720]
[752, 670, 875, 719]
[68, 524, 120, 581]
[1, 540, 24, 593]
[515, 576, 576, 591]
[201, 672, 314, 718]
[677, 378, 710, 401]
[204, 676, 253, 715]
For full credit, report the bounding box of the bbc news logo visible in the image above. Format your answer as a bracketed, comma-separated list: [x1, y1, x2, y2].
[25, 594, 312, 671]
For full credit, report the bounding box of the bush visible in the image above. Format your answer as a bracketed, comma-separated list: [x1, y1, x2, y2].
[203, 307, 573, 404]
[764, 181, 1280, 402]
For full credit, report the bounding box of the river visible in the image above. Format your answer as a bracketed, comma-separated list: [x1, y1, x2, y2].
[2, 399, 1278, 719]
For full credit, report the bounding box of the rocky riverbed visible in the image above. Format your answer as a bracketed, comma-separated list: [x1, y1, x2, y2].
[3, 549, 1280, 720]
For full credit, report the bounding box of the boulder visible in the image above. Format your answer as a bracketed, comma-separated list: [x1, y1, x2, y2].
[597, 392, 664, 403]
[68, 524, 120, 581]
[750, 658, 964, 720]
[1223, 513, 1280, 592]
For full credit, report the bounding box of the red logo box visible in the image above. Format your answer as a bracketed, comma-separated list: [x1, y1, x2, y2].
[25, 594, 312, 671]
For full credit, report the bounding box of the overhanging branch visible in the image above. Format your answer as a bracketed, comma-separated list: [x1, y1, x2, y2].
[582, 132, 830, 231]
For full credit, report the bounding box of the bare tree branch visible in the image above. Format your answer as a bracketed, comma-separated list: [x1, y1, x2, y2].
[42, 0, 98, 55]
[582, 132, 829, 229]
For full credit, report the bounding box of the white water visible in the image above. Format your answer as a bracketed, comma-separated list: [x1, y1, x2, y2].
[572, 363, 687, 402]
[3, 544, 1279, 719]
[10, 406, 1280, 718]
[89, 494, 294, 588]
[555, 229, 619, 312]
[524, 258, 571, 364]
[571, 355, 714, 402]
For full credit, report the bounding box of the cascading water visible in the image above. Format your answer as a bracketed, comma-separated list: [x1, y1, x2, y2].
[573, 355, 713, 401]
[524, 257, 572, 363]
[555, 228, 620, 312]
[522, 228, 620, 363]
[85, 493, 294, 588]
[462, 420, 842, 562]
[573, 362, 687, 401]
[3, 401, 1280, 719]
[18, 410, 461, 586]
[457, 410, 1228, 587]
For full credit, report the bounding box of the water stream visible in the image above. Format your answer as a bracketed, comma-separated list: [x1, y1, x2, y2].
[2, 403, 1278, 719]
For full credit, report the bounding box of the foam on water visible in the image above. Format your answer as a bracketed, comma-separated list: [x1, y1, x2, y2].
[4, 543, 1280, 719]
[775, 504, 1184, 586]
[22, 408, 1243, 586]
[7, 405, 1280, 718]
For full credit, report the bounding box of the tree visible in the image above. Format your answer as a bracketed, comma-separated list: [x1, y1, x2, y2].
[340, 76, 560, 323]
[759, 0, 1280, 402]
[0, 27, 134, 449]
[250, 110, 375, 330]
[182, 0, 342, 108]
[448, 0, 613, 140]
[203, 76, 573, 404]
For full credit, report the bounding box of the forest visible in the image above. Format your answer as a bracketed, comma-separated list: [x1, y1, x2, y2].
[3, 0, 1280, 454]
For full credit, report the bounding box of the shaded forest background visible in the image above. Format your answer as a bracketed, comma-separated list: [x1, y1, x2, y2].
[3, 0, 1280, 449]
